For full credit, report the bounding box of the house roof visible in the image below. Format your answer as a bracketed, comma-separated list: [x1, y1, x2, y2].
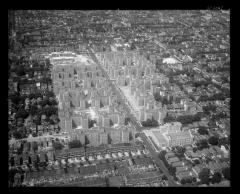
[172, 161, 184, 167]
[167, 157, 179, 163]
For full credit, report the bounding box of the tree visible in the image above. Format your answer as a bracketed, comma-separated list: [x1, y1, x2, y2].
[15, 65, 25, 76]
[40, 76, 51, 84]
[15, 108, 29, 120]
[175, 146, 186, 154]
[32, 141, 38, 153]
[39, 99, 49, 107]
[162, 174, 168, 181]
[180, 178, 186, 185]
[218, 137, 229, 147]
[45, 91, 54, 98]
[196, 139, 209, 150]
[28, 156, 32, 165]
[202, 105, 217, 115]
[36, 154, 40, 164]
[168, 166, 176, 176]
[69, 140, 82, 148]
[34, 117, 41, 125]
[42, 106, 51, 117]
[222, 167, 230, 180]
[53, 141, 64, 150]
[212, 112, 227, 120]
[12, 130, 23, 139]
[163, 115, 176, 123]
[72, 120, 77, 129]
[29, 105, 38, 116]
[176, 113, 202, 125]
[159, 150, 167, 160]
[141, 118, 159, 127]
[45, 116, 50, 124]
[193, 159, 201, 165]
[208, 136, 219, 146]
[211, 172, 222, 184]
[17, 143, 24, 155]
[107, 134, 112, 145]
[88, 119, 97, 128]
[129, 132, 133, 141]
[198, 127, 209, 135]
[10, 157, 15, 166]
[199, 168, 210, 185]
[130, 43, 136, 50]
[109, 119, 113, 127]
[50, 99, 58, 106]
[9, 92, 20, 105]
[193, 81, 210, 88]
[192, 177, 197, 182]
[125, 117, 131, 125]
[85, 135, 90, 146]
[55, 117, 60, 124]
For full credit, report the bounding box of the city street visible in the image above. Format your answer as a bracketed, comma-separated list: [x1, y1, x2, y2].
[87, 46, 178, 186]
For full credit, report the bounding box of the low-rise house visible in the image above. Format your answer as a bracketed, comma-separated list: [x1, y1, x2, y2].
[176, 170, 192, 181]
[208, 147, 217, 155]
[192, 164, 205, 176]
[176, 166, 188, 174]
[165, 152, 175, 160]
[213, 146, 224, 157]
[207, 161, 222, 174]
[172, 161, 184, 167]
[212, 77, 222, 85]
[220, 161, 229, 169]
[167, 156, 179, 164]
[185, 150, 200, 159]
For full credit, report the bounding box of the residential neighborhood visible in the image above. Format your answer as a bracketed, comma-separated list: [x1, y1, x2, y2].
[9, 10, 230, 187]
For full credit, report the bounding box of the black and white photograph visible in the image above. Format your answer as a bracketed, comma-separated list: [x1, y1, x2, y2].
[8, 10, 230, 187]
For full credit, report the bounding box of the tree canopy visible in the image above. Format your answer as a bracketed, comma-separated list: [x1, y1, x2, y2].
[125, 117, 131, 125]
[15, 65, 26, 76]
[199, 168, 210, 185]
[222, 167, 230, 180]
[218, 137, 229, 147]
[202, 105, 217, 115]
[53, 141, 64, 150]
[196, 139, 209, 150]
[163, 115, 176, 123]
[176, 113, 202, 125]
[15, 108, 29, 120]
[141, 118, 159, 127]
[69, 140, 82, 148]
[211, 172, 222, 184]
[208, 136, 219, 146]
[197, 126, 209, 135]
